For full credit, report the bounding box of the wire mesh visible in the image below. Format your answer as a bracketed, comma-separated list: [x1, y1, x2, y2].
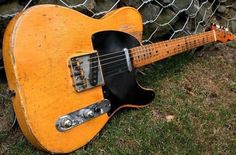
[0, 0, 236, 43]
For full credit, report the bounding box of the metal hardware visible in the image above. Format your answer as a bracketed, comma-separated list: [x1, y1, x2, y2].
[123, 48, 132, 72]
[89, 53, 100, 86]
[59, 117, 73, 128]
[81, 109, 95, 118]
[69, 52, 104, 92]
[56, 99, 111, 132]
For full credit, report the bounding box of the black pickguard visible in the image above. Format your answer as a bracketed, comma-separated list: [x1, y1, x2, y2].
[92, 31, 155, 115]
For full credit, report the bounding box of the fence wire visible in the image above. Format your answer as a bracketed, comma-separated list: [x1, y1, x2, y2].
[0, 0, 236, 43]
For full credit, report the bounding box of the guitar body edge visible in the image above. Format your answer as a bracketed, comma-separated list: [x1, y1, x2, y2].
[3, 12, 47, 151]
[3, 5, 154, 153]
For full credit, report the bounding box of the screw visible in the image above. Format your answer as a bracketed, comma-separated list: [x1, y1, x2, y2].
[61, 118, 72, 128]
[83, 109, 95, 118]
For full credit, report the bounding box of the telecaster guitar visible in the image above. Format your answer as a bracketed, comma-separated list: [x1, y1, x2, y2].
[3, 5, 234, 153]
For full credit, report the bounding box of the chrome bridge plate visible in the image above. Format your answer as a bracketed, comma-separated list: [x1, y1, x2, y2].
[56, 99, 111, 132]
[69, 52, 104, 92]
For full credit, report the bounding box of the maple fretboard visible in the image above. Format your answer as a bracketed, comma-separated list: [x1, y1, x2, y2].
[130, 30, 217, 68]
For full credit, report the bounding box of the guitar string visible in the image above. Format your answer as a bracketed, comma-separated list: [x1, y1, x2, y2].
[103, 33, 215, 77]
[103, 66, 129, 77]
[87, 36, 208, 64]
[86, 33, 215, 70]
[75, 32, 213, 78]
[89, 36, 215, 71]
[70, 32, 215, 78]
[84, 31, 215, 69]
[89, 49, 128, 60]
[102, 61, 127, 71]
[90, 53, 126, 62]
[104, 29, 226, 65]
[86, 31, 214, 62]
[102, 34, 212, 77]
[92, 37, 211, 76]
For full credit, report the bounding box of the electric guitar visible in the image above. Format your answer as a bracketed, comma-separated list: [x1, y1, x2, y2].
[2, 5, 234, 153]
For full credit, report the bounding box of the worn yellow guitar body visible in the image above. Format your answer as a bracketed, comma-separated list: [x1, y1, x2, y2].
[3, 5, 144, 153]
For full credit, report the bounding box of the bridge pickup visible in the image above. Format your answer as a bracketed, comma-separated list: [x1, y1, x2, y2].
[89, 53, 99, 86]
[56, 99, 111, 132]
[69, 52, 104, 92]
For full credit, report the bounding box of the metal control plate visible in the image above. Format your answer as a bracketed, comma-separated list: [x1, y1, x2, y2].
[56, 99, 111, 132]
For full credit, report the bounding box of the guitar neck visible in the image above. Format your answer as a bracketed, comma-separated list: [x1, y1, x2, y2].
[130, 30, 217, 68]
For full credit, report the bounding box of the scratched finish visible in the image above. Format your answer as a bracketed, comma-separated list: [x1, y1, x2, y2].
[3, 5, 143, 153]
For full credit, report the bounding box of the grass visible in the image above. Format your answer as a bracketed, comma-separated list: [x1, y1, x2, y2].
[0, 43, 236, 154]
